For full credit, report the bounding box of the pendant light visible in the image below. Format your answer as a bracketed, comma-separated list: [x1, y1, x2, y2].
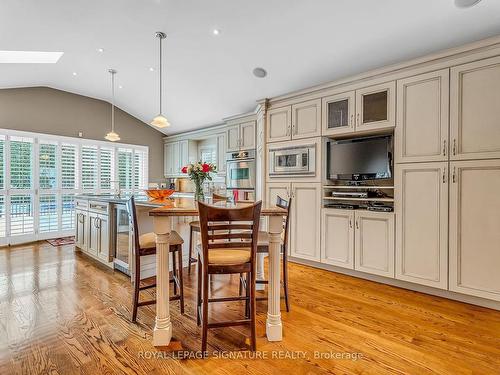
[105, 69, 121, 142]
[150, 31, 170, 128]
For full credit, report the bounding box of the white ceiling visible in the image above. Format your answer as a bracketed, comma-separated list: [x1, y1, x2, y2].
[1, 0, 500, 135]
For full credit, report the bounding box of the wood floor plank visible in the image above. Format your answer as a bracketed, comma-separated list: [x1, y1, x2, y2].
[0, 241, 499, 374]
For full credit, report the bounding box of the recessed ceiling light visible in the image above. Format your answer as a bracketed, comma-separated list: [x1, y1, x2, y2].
[72, 72, 77, 76]
[149, 67, 154, 72]
[0, 50, 63, 64]
[212, 29, 221, 35]
[253, 67, 267, 78]
[97, 48, 104, 53]
[455, 0, 482, 8]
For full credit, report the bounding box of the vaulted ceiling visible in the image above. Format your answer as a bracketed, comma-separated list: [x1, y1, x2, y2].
[1, 0, 500, 134]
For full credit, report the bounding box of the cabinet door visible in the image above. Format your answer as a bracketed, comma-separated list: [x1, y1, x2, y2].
[75, 210, 87, 250]
[267, 106, 291, 143]
[179, 140, 189, 170]
[266, 182, 290, 204]
[450, 56, 500, 160]
[88, 212, 99, 256]
[395, 163, 448, 289]
[321, 209, 354, 269]
[97, 214, 111, 262]
[226, 125, 240, 152]
[355, 81, 396, 132]
[396, 70, 449, 163]
[292, 99, 321, 140]
[354, 211, 395, 278]
[164, 143, 173, 176]
[217, 133, 227, 175]
[240, 121, 256, 150]
[322, 91, 355, 136]
[449, 159, 500, 301]
[290, 183, 321, 261]
[171, 141, 180, 175]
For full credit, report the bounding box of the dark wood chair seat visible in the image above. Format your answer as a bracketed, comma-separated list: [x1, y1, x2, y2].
[126, 197, 185, 322]
[196, 200, 262, 353]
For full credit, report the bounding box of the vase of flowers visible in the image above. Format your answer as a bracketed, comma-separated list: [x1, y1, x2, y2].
[181, 162, 217, 201]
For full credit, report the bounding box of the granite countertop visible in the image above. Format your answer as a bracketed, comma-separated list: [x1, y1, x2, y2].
[75, 192, 195, 206]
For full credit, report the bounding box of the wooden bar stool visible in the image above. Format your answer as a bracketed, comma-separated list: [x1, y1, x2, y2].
[240, 195, 292, 312]
[196, 200, 262, 353]
[187, 192, 228, 274]
[126, 197, 185, 322]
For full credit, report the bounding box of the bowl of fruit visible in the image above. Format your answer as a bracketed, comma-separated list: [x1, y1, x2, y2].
[144, 189, 175, 201]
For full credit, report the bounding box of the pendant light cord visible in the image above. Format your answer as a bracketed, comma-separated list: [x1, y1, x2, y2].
[159, 35, 163, 115]
[111, 71, 115, 132]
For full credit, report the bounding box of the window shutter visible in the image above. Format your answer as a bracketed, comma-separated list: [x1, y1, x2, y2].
[118, 148, 133, 191]
[100, 148, 114, 190]
[81, 145, 98, 190]
[39, 194, 58, 233]
[61, 143, 77, 189]
[39, 142, 57, 190]
[61, 194, 75, 230]
[134, 150, 147, 190]
[10, 136, 33, 190]
[10, 194, 34, 236]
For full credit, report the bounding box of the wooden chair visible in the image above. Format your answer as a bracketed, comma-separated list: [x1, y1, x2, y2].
[196, 200, 262, 352]
[187, 192, 228, 274]
[126, 197, 185, 322]
[240, 195, 291, 312]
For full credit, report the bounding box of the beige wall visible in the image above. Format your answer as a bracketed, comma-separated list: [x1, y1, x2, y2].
[0, 87, 165, 182]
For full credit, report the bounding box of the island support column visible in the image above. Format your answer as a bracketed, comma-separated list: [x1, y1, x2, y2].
[266, 215, 283, 341]
[152, 215, 172, 346]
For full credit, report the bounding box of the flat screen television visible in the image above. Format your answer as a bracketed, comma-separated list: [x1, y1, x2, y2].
[327, 135, 392, 181]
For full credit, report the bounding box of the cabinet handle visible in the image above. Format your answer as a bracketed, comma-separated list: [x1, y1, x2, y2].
[443, 140, 447, 156]
[355, 218, 359, 229]
[350, 114, 354, 127]
[453, 139, 457, 156]
[452, 167, 456, 183]
[356, 113, 360, 126]
[349, 218, 352, 228]
[442, 168, 446, 183]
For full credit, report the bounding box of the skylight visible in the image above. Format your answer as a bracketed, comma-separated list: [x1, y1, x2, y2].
[0, 50, 63, 63]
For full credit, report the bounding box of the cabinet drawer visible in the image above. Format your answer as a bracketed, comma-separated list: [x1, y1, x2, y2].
[89, 201, 109, 215]
[75, 199, 88, 210]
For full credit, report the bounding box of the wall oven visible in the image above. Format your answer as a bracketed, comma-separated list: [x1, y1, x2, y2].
[269, 144, 316, 176]
[226, 150, 256, 190]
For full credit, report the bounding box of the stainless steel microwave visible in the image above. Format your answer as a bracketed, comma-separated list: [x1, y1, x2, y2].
[268, 144, 316, 176]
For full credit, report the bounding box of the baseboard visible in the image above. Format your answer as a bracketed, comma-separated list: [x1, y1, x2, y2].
[289, 257, 500, 311]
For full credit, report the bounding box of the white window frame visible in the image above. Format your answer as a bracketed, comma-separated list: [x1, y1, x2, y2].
[0, 128, 149, 245]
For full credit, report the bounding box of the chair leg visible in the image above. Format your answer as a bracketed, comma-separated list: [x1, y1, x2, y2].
[283, 248, 290, 312]
[177, 246, 185, 314]
[249, 270, 257, 351]
[188, 226, 194, 274]
[201, 267, 209, 354]
[245, 271, 250, 319]
[238, 272, 243, 296]
[196, 255, 202, 326]
[131, 256, 140, 322]
[172, 250, 177, 296]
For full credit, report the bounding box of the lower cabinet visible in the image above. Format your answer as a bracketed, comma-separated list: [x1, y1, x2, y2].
[321, 209, 354, 268]
[75, 209, 88, 250]
[88, 211, 100, 256]
[266, 181, 321, 261]
[395, 162, 448, 289]
[321, 209, 395, 278]
[354, 211, 395, 278]
[449, 159, 500, 302]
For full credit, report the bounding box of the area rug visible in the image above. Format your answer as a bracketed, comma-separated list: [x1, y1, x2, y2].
[46, 236, 75, 246]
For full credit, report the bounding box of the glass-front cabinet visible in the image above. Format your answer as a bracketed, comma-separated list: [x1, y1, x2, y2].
[322, 81, 395, 136]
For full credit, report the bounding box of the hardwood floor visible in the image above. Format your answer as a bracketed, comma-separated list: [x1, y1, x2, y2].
[1, 242, 500, 374]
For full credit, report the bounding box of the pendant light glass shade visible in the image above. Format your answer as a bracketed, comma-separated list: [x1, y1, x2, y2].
[151, 31, 170, 128]
[105, 69, 120, 141]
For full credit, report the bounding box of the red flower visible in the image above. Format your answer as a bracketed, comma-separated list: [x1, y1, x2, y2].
[202, 163, 210, 173]
[181, 166, 187, 173]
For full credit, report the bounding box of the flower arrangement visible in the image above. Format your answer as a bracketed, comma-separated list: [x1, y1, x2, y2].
[181, 162, 217, 201]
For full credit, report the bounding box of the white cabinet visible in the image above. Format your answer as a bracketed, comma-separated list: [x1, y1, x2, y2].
[354, 210, 395, 278]
[226, 122, 256, 152]
[216, 133, 227, 175]
[449, 159, 500, 301]
[88, 211, 100, 256]
[289, 182, 321, 261]
[75, 209, 87, 251]
[450, 56, 500, 161]
[321, 209, 354, 269]
[97, 214, 110, 262]
[266, 182, 321, 261]
[395, 163, 448, 289]
[322, 81, 395, 136]
[267, 99, 321, 143]
[164, 140, 197, 177]
[396, 69, 449, 163]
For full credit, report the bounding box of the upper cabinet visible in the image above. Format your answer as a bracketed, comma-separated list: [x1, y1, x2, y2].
[450, 56, 500, 160]
[226, 121, 256, 152]
[216, 133, 227, 175]
[267, 99, 321, 143]
[164, 140, 197, 177]
[396, 70, 450, 163]
[322, 81, 395, 136]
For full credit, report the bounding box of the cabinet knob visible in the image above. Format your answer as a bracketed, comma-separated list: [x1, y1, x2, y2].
[452, 167, 456, 183]
[443, 140, 447, 156]
[355, 218, 359, 229]
[453, 139, 457, 156]
[350, 114, 354, 127]
[356, 113, 360, 126]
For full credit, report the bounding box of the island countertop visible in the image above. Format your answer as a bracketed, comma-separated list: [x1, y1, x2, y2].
[75, 192, 195, 207]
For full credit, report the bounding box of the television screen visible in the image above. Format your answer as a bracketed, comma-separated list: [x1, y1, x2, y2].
[327, 136, 392, 181]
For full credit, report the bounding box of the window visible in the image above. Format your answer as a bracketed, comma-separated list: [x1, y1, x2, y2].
[200, 146, 216, 165]
[0, 128, 148, 245]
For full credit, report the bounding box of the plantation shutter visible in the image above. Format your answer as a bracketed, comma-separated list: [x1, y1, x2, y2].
[100, 148, 114, 191]
[81, 145, 98, 190]
[118, 148, 133, 191]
